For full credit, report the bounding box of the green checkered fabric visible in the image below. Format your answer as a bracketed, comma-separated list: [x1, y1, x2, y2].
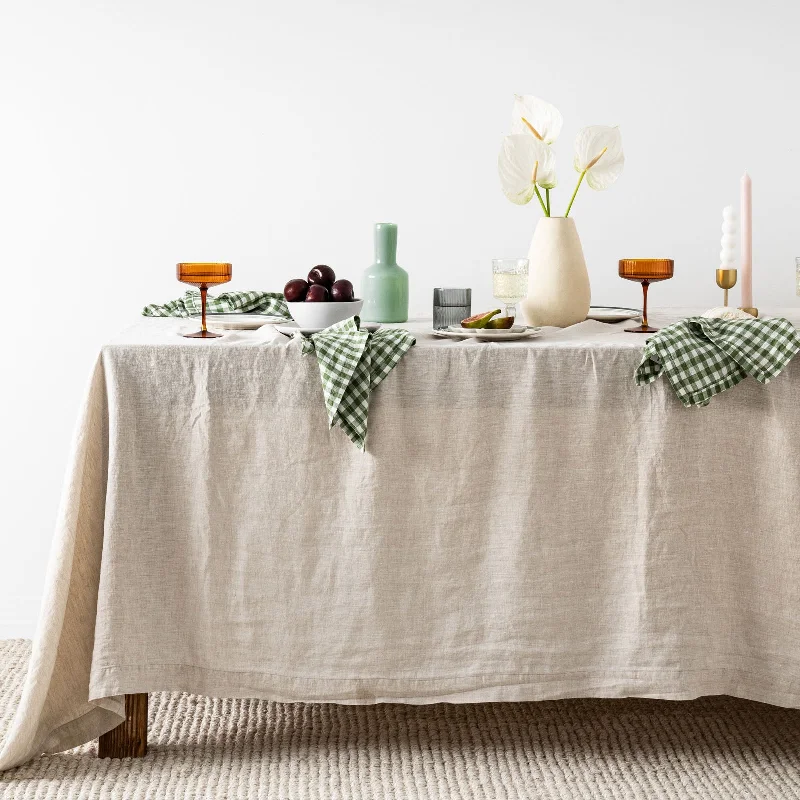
[143, 290, 289, 318]
[636, 316, 800, 406]
[301, 316, 416, 450]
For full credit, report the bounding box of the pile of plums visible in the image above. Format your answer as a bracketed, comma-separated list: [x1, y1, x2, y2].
[284, 266, 355, 303]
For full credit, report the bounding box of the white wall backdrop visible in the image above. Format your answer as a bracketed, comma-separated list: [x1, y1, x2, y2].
[0, 0, 798, 636]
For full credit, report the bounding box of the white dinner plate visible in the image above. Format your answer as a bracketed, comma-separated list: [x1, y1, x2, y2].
[196, 314, 288, 330]
[434, 325, 543, 342]
[586, 306, 641, 323]
[274, 321, 382, 337]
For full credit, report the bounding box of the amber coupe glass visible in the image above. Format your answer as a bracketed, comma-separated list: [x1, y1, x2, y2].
[177, 262, 232, 339]
[618, 259, 674, 333]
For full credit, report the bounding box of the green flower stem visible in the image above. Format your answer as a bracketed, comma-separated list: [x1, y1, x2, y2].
[564, 171, 586, 218]
[533, 185, 548, 216]
[545, 188, 551, 216]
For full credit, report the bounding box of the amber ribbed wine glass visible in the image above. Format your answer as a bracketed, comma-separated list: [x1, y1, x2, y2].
[618, 259, 674, 333]
[177, 262, 232, 339]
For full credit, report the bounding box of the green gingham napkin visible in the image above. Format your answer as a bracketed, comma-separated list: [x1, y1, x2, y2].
[143, 290, 289, 318]
[635, 316, 800, 406]
[301, 316, 416, 449]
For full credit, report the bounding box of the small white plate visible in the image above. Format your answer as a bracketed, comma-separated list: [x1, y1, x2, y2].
[434, 325, 543, 342]
[198, 314, 288, 330]
[586, 307, 641, 323]
[274, 321, 382, 337]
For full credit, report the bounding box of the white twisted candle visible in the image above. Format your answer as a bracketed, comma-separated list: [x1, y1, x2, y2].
[720, 205, 737, 269]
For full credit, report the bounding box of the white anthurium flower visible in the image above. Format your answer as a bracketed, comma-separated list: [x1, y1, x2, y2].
[498, 134, 557, 207]
[510, 95, 563, 145]
[564, 125, 624, 216]
[573, 125, 625, 190]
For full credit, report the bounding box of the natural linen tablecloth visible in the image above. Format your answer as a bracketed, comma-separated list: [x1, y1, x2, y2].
[2, 309, 800, 771]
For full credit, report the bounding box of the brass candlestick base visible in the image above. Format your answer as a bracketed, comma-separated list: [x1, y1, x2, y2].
[715, 268, 737, 307]
[738, 307, 759, 317]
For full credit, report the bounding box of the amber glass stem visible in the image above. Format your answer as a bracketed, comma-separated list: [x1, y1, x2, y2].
[200, 286, 208, 333]
[640, 280, 650, 328]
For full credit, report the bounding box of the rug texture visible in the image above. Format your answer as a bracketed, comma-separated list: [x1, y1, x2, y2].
[1, 640, 800, 799]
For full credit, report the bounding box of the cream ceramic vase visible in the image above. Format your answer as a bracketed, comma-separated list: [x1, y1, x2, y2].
[520, 217, 590, 328]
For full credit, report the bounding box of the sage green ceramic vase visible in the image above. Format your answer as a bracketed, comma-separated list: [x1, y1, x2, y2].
[361, 223, 408, 323]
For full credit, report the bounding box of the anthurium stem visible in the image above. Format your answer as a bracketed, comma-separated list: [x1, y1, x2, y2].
[533, 185, 548, 216]
[545, 188, 550, 216]
[564, 171, 586, 218]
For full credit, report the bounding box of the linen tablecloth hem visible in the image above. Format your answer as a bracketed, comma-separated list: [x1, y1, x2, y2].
[41, 700, 125, 755]
[90, 664, 800, 709]
[0, 701, 125, 772]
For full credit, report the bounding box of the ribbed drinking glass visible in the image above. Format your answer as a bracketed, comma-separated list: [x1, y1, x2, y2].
[433, 288, 472, 330]
[618, 259, 674, 333]
[177, 262, 232, 339]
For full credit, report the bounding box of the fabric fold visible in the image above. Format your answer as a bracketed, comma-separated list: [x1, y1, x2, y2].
[0, 358, 125, 772]
[301, 316, 415, 449]
[635, 316, 800, 406]
[143, 290, 289, 318]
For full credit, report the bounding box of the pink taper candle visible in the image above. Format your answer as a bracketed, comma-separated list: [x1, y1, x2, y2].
[740, 171, 752, 308]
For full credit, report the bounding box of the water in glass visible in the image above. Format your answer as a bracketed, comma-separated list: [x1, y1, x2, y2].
[492, 259, 529, 319]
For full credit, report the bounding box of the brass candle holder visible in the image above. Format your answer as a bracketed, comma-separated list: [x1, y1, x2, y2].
[715, 268, 737, 307]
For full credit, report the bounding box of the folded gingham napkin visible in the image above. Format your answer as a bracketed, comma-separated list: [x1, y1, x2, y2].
[635, 316, 800, 406]
[301, 316, 415, 450]
[143, 290, 289, 318]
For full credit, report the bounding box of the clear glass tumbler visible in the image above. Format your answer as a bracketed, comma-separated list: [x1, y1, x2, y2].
[433, 288, 472, 330]
[491, 259, 529, 319]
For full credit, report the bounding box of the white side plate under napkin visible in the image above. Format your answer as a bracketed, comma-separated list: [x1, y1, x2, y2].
[197, 314, 289, 330]
[274, 322, 382, 337]
[586, 307, 641, 323]
[434, 326, 543, 342]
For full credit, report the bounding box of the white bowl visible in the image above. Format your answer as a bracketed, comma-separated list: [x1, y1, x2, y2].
[286, 299, 364, 329]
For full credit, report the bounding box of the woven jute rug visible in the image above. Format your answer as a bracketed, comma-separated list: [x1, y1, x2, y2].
[1, 640, 800, 799]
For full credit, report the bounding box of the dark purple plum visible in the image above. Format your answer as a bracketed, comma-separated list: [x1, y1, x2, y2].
[283, 278, 309, 302]
[305, 284, 329, 302]
[307, 265, 336, 289]
[330, 279, 354, 302]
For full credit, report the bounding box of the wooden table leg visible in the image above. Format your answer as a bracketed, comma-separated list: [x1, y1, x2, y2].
[98, 693, 148, 758]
